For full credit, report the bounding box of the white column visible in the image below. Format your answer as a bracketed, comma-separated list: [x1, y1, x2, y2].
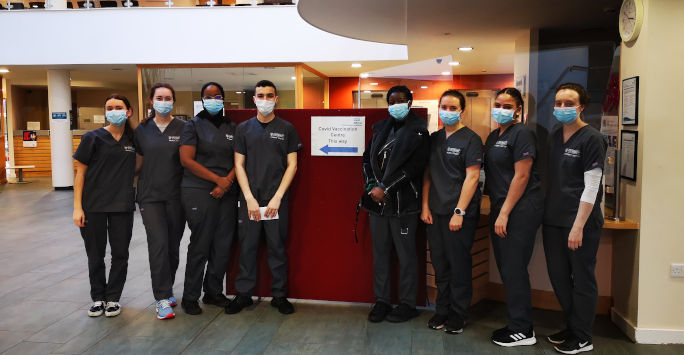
[46, 0, 68, 10]
[47, 69, 73, 189]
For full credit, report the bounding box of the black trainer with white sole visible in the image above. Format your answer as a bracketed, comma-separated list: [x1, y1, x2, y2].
[554, 336, 593, 354]
[444, 316, 465, 334]
[548, 328, 573, 344]
[427, 313, 448, 330]
[491, 327, 537, 347]
[88, 301, 105, 317]
[104, 302, 121, 317]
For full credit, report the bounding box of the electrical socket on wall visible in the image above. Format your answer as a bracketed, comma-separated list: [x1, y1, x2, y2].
[671, 264, 684, 278]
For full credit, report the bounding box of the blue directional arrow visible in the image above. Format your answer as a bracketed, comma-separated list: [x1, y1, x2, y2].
[320, 145, 359, 154]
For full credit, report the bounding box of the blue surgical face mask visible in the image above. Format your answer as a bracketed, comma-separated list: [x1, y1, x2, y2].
[553, 106, 579, 124]
[106, 110, 128, 126]
[439, 110, 461, 125]
[388, 102, 410, 120]
[153, 100, 173, 116]
[203, 99, 224, 115]
[492, 108, 515, 125]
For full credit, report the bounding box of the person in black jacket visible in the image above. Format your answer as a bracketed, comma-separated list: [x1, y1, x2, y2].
[362, 85, 430, 323]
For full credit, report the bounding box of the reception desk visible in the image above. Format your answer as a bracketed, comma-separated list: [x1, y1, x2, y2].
[12, 130, 87, 177]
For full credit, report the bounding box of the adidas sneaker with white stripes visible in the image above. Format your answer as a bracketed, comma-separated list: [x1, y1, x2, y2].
[492, 327, 537, 347]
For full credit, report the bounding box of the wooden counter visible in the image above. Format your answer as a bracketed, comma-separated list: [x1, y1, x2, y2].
[603, 218, 639, 230]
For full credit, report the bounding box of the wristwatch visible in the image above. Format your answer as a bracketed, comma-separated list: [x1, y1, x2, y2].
[453, 207, 466, 216]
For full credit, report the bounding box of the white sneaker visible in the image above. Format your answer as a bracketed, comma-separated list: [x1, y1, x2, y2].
[104, 302, 121, 317]
[88, 301, 105, 317]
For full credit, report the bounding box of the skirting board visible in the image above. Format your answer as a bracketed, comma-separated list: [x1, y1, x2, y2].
[487, 282, 611, 315]
[612, 307, 684, 344]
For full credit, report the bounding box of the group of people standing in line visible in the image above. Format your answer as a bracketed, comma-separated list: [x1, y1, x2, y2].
[361, 83, 605, 354]
[72, 79, 301, 322]
[71, 78, 605, 354]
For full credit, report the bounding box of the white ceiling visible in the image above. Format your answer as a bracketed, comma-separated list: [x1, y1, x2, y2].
[0, 0, 619, 84]
[299, 0, 620, 76]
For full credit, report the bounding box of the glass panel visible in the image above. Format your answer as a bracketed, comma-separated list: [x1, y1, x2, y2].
[302, 67, 325, 109]
[141, 66, 296, 120]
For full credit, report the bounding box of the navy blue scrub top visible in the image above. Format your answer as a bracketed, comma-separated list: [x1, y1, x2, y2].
[233, 116, 302, 206]
[180, 110, 237, 193]
[484, 123, 542, 211]
[73, 127, 136, 213]
[428, 126, 483, 216]
[134, 118, 185, 203]
[544, 124, 607, 229]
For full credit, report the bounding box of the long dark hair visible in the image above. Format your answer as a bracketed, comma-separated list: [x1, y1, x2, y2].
[104, 93, 134, 140]
[143, 82, 176, 125]
[495, 87, 524, 121]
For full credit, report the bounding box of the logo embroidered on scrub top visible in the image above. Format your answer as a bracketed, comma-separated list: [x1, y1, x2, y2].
[270, 132, 285, 141]
[225, 134, 234, 141]
[446, 147, 461, 156]
[168, 136, 180, 142]
[123, 145, 136, 153]
[494, 140, 508, 148]
[564, 148, 581, 158]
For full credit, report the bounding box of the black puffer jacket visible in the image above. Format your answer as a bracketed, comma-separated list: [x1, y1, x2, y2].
[361, 111, 430, 216]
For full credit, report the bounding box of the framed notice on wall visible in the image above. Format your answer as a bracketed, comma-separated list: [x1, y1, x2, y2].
[622, 76, 639, 125]
[620, 130, 638, 181]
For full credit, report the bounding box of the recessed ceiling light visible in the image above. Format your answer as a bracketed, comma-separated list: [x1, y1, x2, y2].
[0, 69, 9, 73]
[448, 61, 460, 66]
[421, 86, 428, 89]
[363, 90, 371, 93]
[459, 47, 473, 51]
[351, 63, 362, 68]
[360, 73, 369, 78]
[236, 91, 242, 94]
[441, 71, 451, 75]
[370, 82, 379, 86]
[291, 76, 296, 80]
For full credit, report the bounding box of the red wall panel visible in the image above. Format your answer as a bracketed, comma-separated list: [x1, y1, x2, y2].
[224, 108, 428, 305]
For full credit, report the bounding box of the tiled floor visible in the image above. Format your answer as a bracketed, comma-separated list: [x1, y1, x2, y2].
[1, 178, 682, 354]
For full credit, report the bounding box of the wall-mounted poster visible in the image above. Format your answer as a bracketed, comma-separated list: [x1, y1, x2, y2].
[23, 130, 37, 148]
[622, 76, 639, 125]
[620, 130, 638, 181]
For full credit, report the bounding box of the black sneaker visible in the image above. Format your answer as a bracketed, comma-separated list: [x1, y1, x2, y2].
[444, 315, 465, 334]
[181, 300, 202, 315]
[492, 326, 537, 347]
[427, 313, 448, 330]
[202, 293, 231, 308]
[554, 336, 593, 354]
[88, 301, 105, 317]
[225, 295, 253, 314]
[104, 302, 121, 317]
[386, 303, 419, 323]
[548, 328, 573, 344]
[271, 297, 295, 314]
[367, 302, 391, 323]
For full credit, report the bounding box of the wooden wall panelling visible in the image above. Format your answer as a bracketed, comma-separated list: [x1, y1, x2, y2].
[12, 136, 82, 177]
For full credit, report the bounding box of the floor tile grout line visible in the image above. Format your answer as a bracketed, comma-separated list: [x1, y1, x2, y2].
[177, 309, 225, 355]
